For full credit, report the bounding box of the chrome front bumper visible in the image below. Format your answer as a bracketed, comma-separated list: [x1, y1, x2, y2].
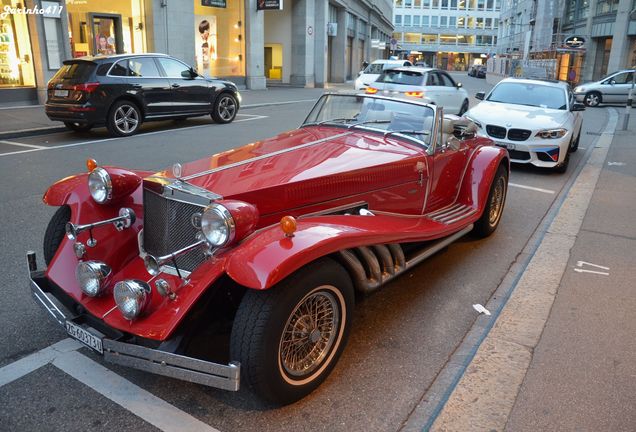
[27, 251, 240, 391]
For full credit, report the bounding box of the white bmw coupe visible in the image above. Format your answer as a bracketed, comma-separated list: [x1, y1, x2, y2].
[465, 78, 585, 173]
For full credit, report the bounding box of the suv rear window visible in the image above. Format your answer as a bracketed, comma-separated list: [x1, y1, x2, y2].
[52, 62, 95, 81]
[378, 70, 424, 86]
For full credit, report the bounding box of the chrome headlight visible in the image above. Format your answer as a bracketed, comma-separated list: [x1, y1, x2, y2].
[114, 280, 152, 320]
[200, 203, 235, 247]
[75, 261, 111, 297]
[88, 167, 112, 204]
[536, 128, 568, 139]
[575, 86, 585, 93]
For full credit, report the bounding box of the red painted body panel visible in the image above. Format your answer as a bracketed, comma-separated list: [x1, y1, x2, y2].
[41, 125, 506, 341]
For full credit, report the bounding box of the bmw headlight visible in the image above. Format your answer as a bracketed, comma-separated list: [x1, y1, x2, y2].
[200, 203, 235, 247]
[536, 129, 568, 139]
[88, 167, 112, 204]
[114, 280, 152, 320]
[75, 261, 111, 297]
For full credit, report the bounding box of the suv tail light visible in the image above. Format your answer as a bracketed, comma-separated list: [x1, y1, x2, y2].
[72, 83, 100, 93]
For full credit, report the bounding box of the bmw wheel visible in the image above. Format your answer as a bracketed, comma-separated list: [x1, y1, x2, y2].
[584, 91, 601, 107]
[212, 93, 238, 124]
[230, 258, 354, 405]
[107, 100, 141, 137]
[458, 99, 469, 116]
[569, 130, 581, 153]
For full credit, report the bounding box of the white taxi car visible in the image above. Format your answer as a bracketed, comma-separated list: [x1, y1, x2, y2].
[465, 78, 585, 173]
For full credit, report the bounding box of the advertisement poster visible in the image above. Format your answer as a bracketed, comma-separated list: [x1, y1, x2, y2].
[257, 0, 283, 10]
[194, 15, 217, 77]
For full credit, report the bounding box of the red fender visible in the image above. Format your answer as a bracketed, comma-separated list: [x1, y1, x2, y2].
[225, 213, 474, 290]
[457, 143, 508, 210]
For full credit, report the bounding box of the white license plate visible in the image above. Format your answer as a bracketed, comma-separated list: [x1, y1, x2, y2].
[54, 89, 69, 97]
[495, 141, 516, 151]
[66, 321, 103, 354]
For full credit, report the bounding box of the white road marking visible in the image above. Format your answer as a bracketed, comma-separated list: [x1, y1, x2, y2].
[574, 260, 610, 275]
[53, 350, 220, 432]
[576, 260, 609, 270]
[508, 182, 555, 194]
[574, 268, 610, 276]
[0, 113, 269, 158]
[0, 338, 81, 387]
[0, 140, 46, 149]
[607, 161, 626, 166]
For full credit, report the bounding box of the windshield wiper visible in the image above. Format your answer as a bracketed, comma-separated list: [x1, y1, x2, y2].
[318, 117, 358, 125]
[347, 119, 392, 130]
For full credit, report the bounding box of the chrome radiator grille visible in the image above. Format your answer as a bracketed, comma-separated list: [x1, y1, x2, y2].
[143, 188, 207, 272]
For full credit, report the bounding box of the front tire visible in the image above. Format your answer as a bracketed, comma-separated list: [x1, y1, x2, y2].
[569, 130, 580, 153]
[211, 93, 238, 124]
[43, 205, 70, 265]
[554, 151, 570, 173]
[230, 258, 354, 405]
[107, 100, 142, 137]
[64, 122, 93, 132]
[473, 165, 507, 238]
[584, 91, 601, 107]
[458, 99, 469, 116]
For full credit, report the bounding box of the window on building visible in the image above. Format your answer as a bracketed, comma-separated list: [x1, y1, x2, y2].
[485, 18, 492, 28]
[423, 16, 430, 25]
[395, 15, 402, 25]
[404, 15, 412, 25]
[457, 16, 465, 27]
[432, 0, 439, 8]
[451, 0, 458, 7]
[449, 16, 457, 27]
[440, 16, 448, 27]
[486, 0, 494, 9]
[476, 17, 484, 28]
[405, 0, 413, 6]
[405, 32, 422, 43]
[414, 0, 422, 6]
[477, 0, 485, 9]
[441, 0, 449, 8]
[395, 0, 404, 6]
[423, 0, 431, 7]
[422, 34, 438, 43]
[414, 15, 421, 26]
[431, 16, 439, 26]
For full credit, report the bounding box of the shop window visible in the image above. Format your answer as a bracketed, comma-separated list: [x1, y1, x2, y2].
[0, 0, 35, 87]
[194, 0, 245, 78]
[405, 32, 421, 43]
[66, 0, 146, 58]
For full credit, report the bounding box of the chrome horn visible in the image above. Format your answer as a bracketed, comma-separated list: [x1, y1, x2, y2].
[66, 208, 136, 247]
[143, 239, 207, 277]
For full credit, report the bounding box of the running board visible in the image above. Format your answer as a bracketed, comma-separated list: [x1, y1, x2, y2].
[338, 224, 473, 294]
[426, 204, 477, 225]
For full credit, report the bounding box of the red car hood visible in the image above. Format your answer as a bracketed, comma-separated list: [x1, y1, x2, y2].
[153, 126, 422, 218]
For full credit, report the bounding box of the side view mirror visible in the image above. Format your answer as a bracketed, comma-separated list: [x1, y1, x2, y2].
[609, 79, 616, 85]
[572, 102, 586, 111]
[475, 91, 485, 100]
[456, 82, 463, 88]
[358, 70, 363, 76]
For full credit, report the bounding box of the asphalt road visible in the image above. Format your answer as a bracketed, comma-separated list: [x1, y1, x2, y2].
[0, 75, 611, 432]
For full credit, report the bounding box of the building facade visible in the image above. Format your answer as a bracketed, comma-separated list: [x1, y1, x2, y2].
[391, 0, 500, 71]
[494, 0, 636, 84]
[0, 0, 393, 106]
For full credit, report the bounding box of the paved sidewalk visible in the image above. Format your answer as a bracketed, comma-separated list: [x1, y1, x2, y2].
[425, 110, 635, 431]
[505, 113, 636, 431]
[0, 84, 353, 140]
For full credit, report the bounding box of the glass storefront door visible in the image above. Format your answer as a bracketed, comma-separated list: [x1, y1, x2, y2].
[0, 0, 35, 87]
[66, 0, 146, 58]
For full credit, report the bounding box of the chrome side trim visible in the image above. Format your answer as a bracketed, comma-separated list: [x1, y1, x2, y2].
[181, 131, 354, 181]
[298, 201, 368, 218]
[103, 340, 240, 391]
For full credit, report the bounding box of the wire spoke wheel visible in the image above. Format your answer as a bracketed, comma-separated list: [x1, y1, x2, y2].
[488, 176, 506, 225]
[279, 288, 340, 378]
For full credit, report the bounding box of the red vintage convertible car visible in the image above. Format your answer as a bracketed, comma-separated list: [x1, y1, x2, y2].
[28, 93, 508, 405]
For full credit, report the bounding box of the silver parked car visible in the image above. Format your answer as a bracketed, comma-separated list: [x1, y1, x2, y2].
[574, 69, 635, 107]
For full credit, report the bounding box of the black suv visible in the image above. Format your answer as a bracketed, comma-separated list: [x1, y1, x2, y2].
[45, 53, 241, 137]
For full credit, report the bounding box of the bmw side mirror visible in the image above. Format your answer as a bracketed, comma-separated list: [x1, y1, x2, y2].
[475, 91, 485, 100]
[572, 102, 586, 111]
[456, 82, 463, 88]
